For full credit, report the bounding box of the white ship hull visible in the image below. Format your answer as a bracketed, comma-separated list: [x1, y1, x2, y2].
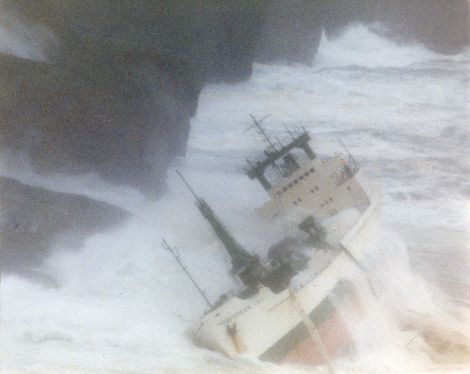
[184, 125, 382, 366]
[189, 195, 380, 365]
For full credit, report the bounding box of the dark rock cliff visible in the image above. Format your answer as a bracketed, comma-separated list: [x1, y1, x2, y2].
[1, 1, 467, 194]
[0, 1, 268, 193]
[319, 0, 469, 54]
[256, 0, 323, 65]
[257, 0, 469, 63]
[0, 177, 129, 279]
[0, 0, 467, 277]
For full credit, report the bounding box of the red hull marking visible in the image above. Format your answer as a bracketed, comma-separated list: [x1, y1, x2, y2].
[281, 292, 361, 366]
[281, 309, 352, 366]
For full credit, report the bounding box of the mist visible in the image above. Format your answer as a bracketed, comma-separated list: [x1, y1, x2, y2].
[1, 2, 469, 373]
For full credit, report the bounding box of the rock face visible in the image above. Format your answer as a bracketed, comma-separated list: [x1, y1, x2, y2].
[0, 1, 467, 279]
[319, 0, 469, 54]
[0, 51, 197, 193]
[0, 177, 129, 276]
[255, 0, 322, 65]
[0, 1, 468, 194]
[257, 0, 469, 63]
[0, 1, 268, 194]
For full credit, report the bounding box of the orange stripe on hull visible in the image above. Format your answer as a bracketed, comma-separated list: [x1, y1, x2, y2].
[281, 309, 353, 366]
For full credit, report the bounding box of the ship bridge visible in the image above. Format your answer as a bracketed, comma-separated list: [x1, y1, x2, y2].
[244, 123, 316, 191]
[243, 118, 369, 222]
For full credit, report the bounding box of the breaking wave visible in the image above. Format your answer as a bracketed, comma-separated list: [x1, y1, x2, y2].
[314, 24, 442, 69]
[2, 24, 469, 373]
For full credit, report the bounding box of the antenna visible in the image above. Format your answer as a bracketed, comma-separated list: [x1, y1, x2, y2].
[246, 114, 277, 150]
[338, 139, 358, 170]
[174, 170, 259, 285]
[176, 169, 201, 202]
[161, 238, 213, 308]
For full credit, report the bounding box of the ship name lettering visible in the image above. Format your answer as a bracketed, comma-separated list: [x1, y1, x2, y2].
[218, 305, 252, 326]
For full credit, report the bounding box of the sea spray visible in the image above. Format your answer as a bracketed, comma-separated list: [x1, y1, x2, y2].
[0, 2, 56, 61]
[2, 24, 469, 373]
[332, 228, 470, 372]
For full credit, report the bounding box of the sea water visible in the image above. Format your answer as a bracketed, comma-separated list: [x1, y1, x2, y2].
[1, 25, 469, 373]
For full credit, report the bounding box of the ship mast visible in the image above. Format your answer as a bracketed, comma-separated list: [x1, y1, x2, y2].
[248, 114, 277, 151]
[176, 170, 264, 287]
[161, 238, 213, 308]
[244, 117, 316, 191]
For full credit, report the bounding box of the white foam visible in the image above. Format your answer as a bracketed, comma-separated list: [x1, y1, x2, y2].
[0, 3, 57, 62]
[2, 23, 469, 373]
[314, 24, 440, 70]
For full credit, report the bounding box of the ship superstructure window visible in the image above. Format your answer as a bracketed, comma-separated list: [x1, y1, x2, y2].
[281, 153, 300, 177]
[244, 123, 317, 193]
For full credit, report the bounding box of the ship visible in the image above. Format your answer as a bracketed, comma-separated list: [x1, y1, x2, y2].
[168, 116, 380, 370]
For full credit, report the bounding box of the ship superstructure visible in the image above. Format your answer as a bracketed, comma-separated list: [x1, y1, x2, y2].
[176, 116, 380, 368]
[244, 116, 370, 222]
